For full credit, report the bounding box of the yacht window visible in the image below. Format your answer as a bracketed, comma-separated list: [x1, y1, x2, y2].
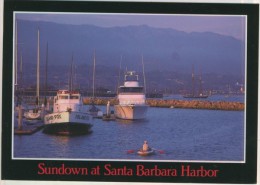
[119, 87, 143, 93]
[70, 95, 79, 99]
[59, 95, 68, 99]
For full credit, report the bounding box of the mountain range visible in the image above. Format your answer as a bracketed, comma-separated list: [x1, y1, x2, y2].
[16, 19, 245, 76]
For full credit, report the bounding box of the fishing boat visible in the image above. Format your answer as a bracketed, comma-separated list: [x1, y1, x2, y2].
[24, 28, 42, 120]
[114, 71, 148, 120]
[43, 90, 92, 135]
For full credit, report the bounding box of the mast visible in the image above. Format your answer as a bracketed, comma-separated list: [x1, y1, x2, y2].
[191, 64, 195, 96]
[44, 42, 48, 106]
[92, 49, 96, 99]
[142, 55, 146, 94]
[15, 20, 18, 88]
[69, 54, 74, 91]
[36, 27, 40, 106]
[19, 51, 23, 90]
[117, 55, 122, 94]
[199, 68, 202, 95]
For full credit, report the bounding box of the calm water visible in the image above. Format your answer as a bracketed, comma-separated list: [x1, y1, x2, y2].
[13, 95, 245, 162]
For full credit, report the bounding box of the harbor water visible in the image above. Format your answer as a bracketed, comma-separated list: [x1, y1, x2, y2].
[13, 95, 245, 162]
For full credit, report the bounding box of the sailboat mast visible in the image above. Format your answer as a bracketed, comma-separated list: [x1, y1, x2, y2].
[142, 55, 146, 94]
[117, 56, 122, 94]
[199, 68, 202, 95]
[20, 51, 23, 89]
[92, 50, 96, 98]
[15, 20, 18, 89]
[44, 42, 48, 106]
[36, 27, 40, 106]
[192, 64, 195, 96]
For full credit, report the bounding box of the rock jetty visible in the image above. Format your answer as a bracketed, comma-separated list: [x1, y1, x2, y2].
[83, 98, 244, 111]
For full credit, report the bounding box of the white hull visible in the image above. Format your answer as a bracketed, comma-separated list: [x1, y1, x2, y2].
[43, 111, 92, 135]
[44, 111, 90, 125]
[137, 149, 154, 156]
[24, 110, 41, 120]
[114, 104, 148, 120]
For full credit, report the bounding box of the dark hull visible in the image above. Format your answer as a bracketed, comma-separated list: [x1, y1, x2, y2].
[183, 94, 208, 99]
[43, 122, 92, 136]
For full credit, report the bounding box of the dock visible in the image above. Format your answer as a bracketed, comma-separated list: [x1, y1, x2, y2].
[14, 105, 44, 135]
[102, 114, 116, 121]
[14, 122, 44, 135]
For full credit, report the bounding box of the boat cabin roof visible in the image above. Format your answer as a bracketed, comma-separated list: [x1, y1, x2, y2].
[57, 90, 80, 95]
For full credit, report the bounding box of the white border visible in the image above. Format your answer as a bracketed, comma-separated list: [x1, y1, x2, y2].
[11, 11, 248, 164]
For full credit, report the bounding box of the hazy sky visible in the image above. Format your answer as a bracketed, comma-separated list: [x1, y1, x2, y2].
[16, 13, 246, 41]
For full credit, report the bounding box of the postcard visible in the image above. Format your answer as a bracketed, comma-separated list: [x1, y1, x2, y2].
[1, 0, 259, 184]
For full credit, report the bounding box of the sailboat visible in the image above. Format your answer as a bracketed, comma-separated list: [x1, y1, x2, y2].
[88, 50, 102, 116]
[24, 28, 42, 120]
[183, 65, 208, 99]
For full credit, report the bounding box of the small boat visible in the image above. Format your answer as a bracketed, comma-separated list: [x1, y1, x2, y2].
[43, 90, 92, 135]
[183, 93, 208, 99]
[88, 102, 102, 116]
[137, 148, 155, 156]
[24, 108, 42, 120]
[114, 71, 148, 120]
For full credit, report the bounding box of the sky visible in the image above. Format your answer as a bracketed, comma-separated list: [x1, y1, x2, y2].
[16, 13, 246, 41]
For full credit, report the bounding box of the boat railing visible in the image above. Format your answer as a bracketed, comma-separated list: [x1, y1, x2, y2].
[119, 100, 146, 105]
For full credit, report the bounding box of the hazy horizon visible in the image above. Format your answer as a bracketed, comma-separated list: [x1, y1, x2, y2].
[15, 13, 246, 41]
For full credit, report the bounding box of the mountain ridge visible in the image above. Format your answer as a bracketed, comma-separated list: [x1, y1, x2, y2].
[16, 19, 245, 75]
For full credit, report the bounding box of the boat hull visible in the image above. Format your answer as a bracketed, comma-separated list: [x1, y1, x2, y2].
[24, 110, 41, 120]
[183, 94, 208, 98]
[43, 111, 92, 135]
[137, 149, 154, 156]
[114, 104, 148, 120]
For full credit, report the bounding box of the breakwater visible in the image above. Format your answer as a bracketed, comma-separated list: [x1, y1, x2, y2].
[83, 98, 244, 111]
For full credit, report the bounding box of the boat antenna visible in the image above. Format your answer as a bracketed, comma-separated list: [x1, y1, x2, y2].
[44, 42, 48, 106]
[117, 55, 122, 94]
[69, 54, 74, 91]
[142, 55, 146, 94]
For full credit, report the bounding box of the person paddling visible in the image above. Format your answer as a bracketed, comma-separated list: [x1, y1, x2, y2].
[142, 141, 150, 152]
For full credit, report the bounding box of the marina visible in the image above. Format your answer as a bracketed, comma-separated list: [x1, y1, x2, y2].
[3, 5, 258, 184]
[11, 13, 245, 162]
[13, 95, 245, 161]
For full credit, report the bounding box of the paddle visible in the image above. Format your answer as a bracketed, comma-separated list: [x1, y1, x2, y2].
[152, 148, 165, 154]
[126, 150, 135, 154]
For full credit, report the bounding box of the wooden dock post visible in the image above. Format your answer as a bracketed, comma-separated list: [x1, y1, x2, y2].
[106, 101, 111, 117]
[18, 105, 23, 130]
